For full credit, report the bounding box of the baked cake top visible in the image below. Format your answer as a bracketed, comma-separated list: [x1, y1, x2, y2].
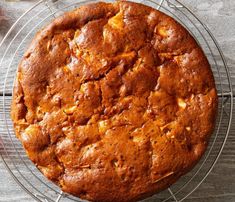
[11, 1, 217, 201]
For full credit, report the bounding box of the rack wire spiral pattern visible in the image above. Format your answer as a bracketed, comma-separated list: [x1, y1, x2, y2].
[0, 0, 233, 201]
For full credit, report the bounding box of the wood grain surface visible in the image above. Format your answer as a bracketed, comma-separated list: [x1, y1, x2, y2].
[0, 0, 234, 202]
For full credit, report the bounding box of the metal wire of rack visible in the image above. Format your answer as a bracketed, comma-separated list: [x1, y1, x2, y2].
[0, 0, 233, 201]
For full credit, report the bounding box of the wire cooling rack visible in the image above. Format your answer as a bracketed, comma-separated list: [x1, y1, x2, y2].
[0, 0, 233, 201]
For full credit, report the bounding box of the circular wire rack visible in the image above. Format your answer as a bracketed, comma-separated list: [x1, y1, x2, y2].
[0, 0, 233, 201]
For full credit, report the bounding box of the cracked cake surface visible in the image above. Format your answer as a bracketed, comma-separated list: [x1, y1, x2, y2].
[11, 1, 218, 202]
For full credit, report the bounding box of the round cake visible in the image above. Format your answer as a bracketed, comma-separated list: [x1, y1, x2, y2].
[11, 1, 218, 201]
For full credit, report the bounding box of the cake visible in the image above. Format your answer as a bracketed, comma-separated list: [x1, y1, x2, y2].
[11, 1, 218, 201]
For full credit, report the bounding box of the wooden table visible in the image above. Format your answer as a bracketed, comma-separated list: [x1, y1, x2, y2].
[0, 0, 234, 201]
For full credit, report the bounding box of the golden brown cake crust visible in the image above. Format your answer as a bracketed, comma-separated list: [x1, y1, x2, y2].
[11, 1, 218, 201]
